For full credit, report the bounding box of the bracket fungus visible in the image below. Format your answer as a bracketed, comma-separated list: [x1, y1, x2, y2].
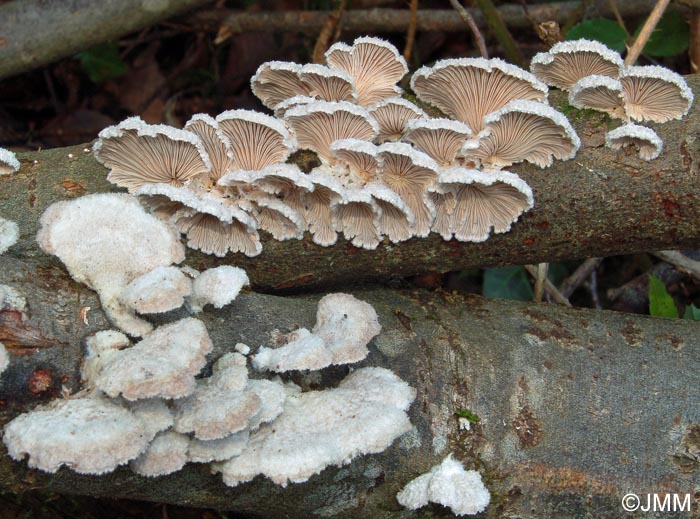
[299, 63, 357, 103]
[620, 65, 694, 123]
[403, 118, 473, 166]
[119, 265, 192, 315]
[568, 75, 626, 119]
[368, 97, 426, 143]
[0, 217, 19, 255]
[0, 342, 8, 376]
[0, 147, 19, 175]
[130, 431, 190, 477]
[605, 123, 663, 161]
[188, 265, 249, 313]
[251, 61, 308, 110]
[397, 454, 491, 516]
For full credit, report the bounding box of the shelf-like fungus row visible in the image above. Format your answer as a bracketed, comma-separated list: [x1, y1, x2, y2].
[92, 36, 586, 256]
[530, 39, 693, 161]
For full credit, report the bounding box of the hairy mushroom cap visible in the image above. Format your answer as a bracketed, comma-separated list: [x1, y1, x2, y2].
[605, 123, 663, 161]
[284, 100, 378, 162]
[0, 147, 20, 176]
[214, 367, 414, 487]
[411, 58, 548, 133]
[189, 265, 249, 313]
[252, 329, 332, 373]
[530, 39, 624, 90]
[365, 182, 414, 243]
[432, 167, 533, 242]
[127, 398, 174, 440]
[0, 217, 19, 255]
[2, 395, 150, 474]
[93, 117, 211, 192]
[330, 138, 380, 185]
[463, 99, 580, 169]
[251, 61, 308, 110]
[368, 97, 426, 143]
[131, 431, 190, 477]
[397, 454, 491, 515]
[325, 37, 408, 106]
[184, 114, 235, 183]
[620, 65, 694, 123]
[36, 193, 185, 336]
[216, 110, 296, 171]
[188, 430, 250, 463]
[568, 75, 626, 119]
[312, 293, 381, 364]
[0, 342, 8, 376]
[299, 64, 357, 102]
[273, 95, 317, 118]
[119, 265, 192, 315]
[403, 118, 473, 166]
[93, 317, 213, 401]
[332, 188, 382, 250]
[376, 142, 439, 237]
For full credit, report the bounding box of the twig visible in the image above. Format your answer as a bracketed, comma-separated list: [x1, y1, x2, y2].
[472, 0, 525, 66]
[532, 262, 548, 302]
[652, 250, 700, 279]
[403, 0, 420, 62]
[448, 0, 488, 58]
[609, 0, 630, 37]
[625, 0, 671, 65]
[559, 258, 603, 298]
[690, 8, 700, 74]
[588, 269, 602, 309]
[312, 0, 346, 64]
[524, 265, 572, 306]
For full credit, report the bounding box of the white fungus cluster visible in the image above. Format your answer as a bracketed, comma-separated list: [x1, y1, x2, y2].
[531, 39, 694, 161]
[0, 148, 19, 255]
[0, 147, 19, 176]
[397, 454, 491, 516]
[91, 36, 585, 254]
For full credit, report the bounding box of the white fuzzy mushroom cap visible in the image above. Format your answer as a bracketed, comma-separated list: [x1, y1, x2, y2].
[403, 117, 473, 165]
[127, 398, 174, 440]
[620, 65, 694, 123]
[214, 367, 415, 487]
[0, 217, 19, 255]
[218, 163, 314, 194]
[245, 378, 287, 430]
[568, 75, 626, 119]
[251, 61, 307, 109]
[130, 431, 190, 477]
[2, 395, 151, 474]
[253, 329, 332, 373]
[0, 147, 20, 175]
[0, 342, 8, 376]
[119, 265, 192, 315]
[36, 193, 185, 337]
[397, 454, 490, 516]
[184, 114, 235, 182]
[93, 317, 213, 401]
[189, 265, 249, 313]
[299, 63, 358, 102]
[312, 293, 381, 364]
[530, 38, 623, 90]
[273, 95, 317, 118]
[368, 97, 426, 143]
[188, 430, 250, 463]
[605, 123, 663, 161]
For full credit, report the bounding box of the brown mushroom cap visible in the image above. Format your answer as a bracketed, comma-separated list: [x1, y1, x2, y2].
[568, 75, 626, 119]
[605, 123, 663, 161]
[463, 99, 580, 169]
[251, 61, 308, 109]
[365, 182, 414, 244]
[530, 39, 624, 91]
[620, 65, 694, 123]
[332, 188, 381, 250]
[93, 117, 211, 192]
[368, 97, 426, 143]
[410, 58, 548, 133]
[330, 138, 380, 185]
[325, 37, 408, 106]
[175, 211, 262, 257]
[299, 64, 357, 103]
[403, 118, 473, 166]
[239, 193, 305, 241]
[292, 169, 347, 247]
[184, 114, 235, 183]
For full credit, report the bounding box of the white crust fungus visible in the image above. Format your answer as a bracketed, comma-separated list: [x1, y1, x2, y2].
[605, 123, 663, 161]
[0, 217, 19, 255]
[253, 329, 332, 373]
[119, 266, 192, 315]
[36, 193, 185, 336]
[397, 454, 491, 516]
[189, 265, 249, 313]
[214, 367, 415, 487]
[0, 147, 20, 175]
[131, 430, 190, 477]
[2, 395, 151, 475]
[188, 430, 250, 463]
[0, 342, 8, 376]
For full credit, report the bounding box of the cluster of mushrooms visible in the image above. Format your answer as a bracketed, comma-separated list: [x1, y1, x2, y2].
[532, 39, 693, 160]
[93, 36, 587, 256]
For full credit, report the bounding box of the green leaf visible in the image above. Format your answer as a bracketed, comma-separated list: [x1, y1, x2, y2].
[455, 409, 481, 423]
[566, 19, 627, 53]
[77, 42, 127, 83]
[684, 304, 700, 320]
[636, 9, 689, 57]
[648, 274, 679, 318]
[483, 266, 533, 301]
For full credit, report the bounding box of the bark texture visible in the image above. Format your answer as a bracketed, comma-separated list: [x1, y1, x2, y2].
[3, 80, 700, 291]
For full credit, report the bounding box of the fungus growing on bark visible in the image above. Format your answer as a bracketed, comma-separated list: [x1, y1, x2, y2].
[365, 182, 414, 243]
[397, 454, 491, 516]
[411, 58, 548, 133]
[0, 342, 8, 376]
[188, 266, 249, 313]
[462, 99, 580, 169]
[0, 147, 19, 176]
[605, 123, 663, 161]
[272, 95, 317, 118]
[213, 367, 415, 487]
[2, 395, 151, 474]
[119, 266, 192, 315]
[530, 39, 624, 91]
[0, 217, 19, 255]
[250, 61, 307, 110]
[295, 170, 347, 247]
[368, 97, 426, 143]
[253, 329, 332, 373]
[330, 138, 380, 185]
[131, 431, 190, 477]
[620, 65, 694, 123]
[183, 113, 235, 184]
[90, 317, 213, 401]
[568, 75, 626, 119]
[332, 188, 382, 249]
[403, 118, 473, 166]
[188, 430, 250, 463]
[325, 36, 409, 106]
[93, 117, 211, 192]
[299, 64, 357, 102]
[36, 193, 185, 336]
